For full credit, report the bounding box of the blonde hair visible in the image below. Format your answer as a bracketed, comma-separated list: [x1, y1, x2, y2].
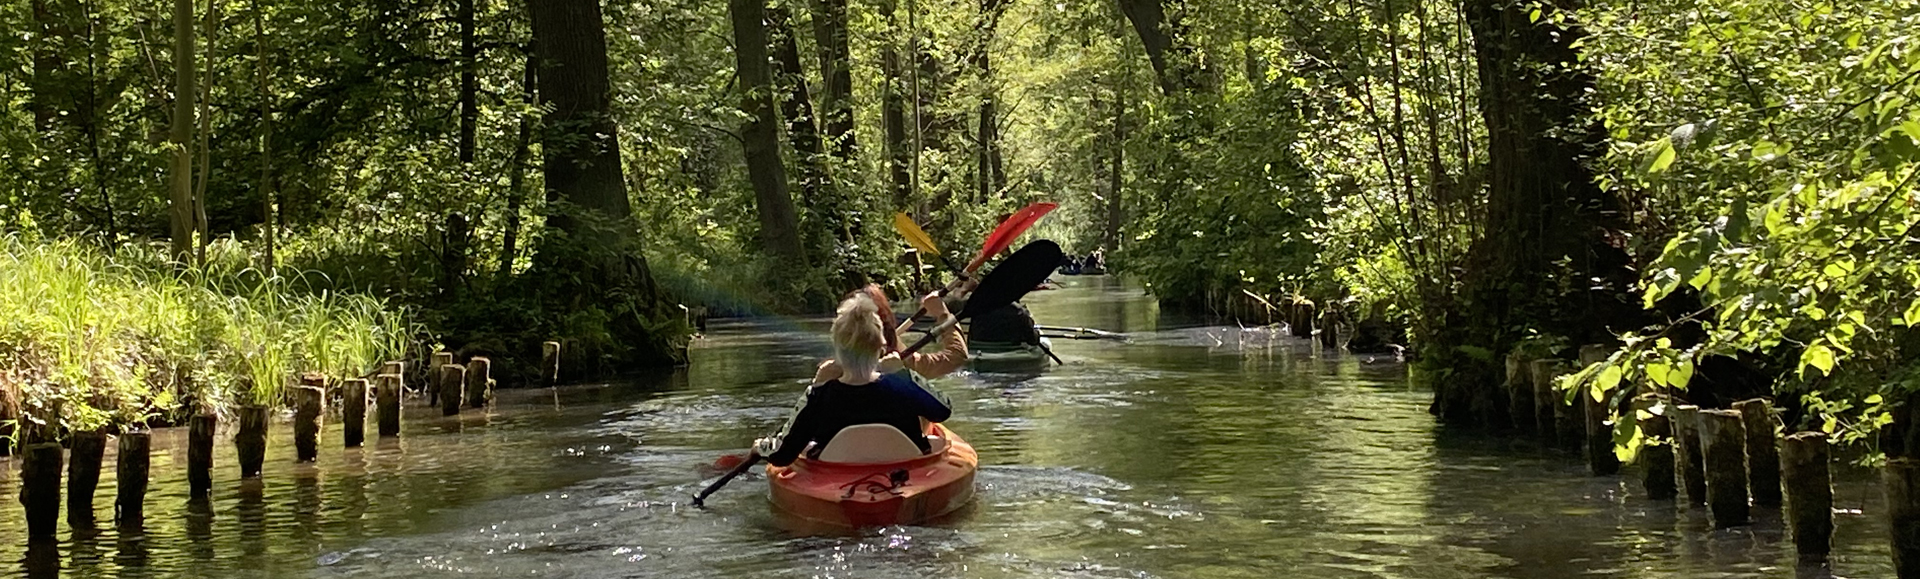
[831, 291, 888, 382]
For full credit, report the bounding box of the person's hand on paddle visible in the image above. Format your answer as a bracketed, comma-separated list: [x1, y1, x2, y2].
[878, 352, 905, 374]
[921, 291, 954, 322]
[812, 359, 840, 385]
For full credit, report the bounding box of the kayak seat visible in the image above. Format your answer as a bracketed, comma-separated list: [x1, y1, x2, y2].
[818, 424, 926, 464]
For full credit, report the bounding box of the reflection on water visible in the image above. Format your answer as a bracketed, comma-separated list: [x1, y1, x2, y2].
[0, 275, 1897, 578]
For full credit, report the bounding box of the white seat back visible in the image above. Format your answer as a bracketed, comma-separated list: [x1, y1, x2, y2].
[817, 424, 925, 464]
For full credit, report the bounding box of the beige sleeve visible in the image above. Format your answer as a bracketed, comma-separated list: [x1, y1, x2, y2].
[905, 318, 968, 378]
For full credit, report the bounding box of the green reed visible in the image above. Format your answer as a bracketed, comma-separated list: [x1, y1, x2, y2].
[0, 236, 411, 437]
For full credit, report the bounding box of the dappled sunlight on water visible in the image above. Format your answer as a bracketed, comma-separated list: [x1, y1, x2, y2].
[0, 276, 1896, 577]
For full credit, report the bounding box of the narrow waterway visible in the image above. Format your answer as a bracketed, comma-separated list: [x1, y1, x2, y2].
[0, 276, 1897, 578]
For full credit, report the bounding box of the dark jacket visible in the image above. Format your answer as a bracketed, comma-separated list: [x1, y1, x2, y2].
[765, 370, 952, 467]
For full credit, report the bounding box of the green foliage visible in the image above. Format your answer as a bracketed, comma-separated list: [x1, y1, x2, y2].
[1572, 0, 1920, 452]
[0, 235, 409, 439]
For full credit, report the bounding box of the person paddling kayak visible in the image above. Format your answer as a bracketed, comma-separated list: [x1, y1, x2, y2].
[814, 284, 970, 380]
[755, 287, 954, 466]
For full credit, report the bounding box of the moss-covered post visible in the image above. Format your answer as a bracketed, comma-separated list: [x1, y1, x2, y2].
[1699, 409, 1750, 527]
[1672, 404, 1708, 505]
[115, 430, 150, 524]
[465, 357, 492, 408]
[542, 341, 561, 387]
[1735, 398, 1783, 508]
[1639, 402, 1676, 500]
[1506, 352, 1536, 434]
[1781, 431, 1831, 562]
[18, 440, 63, 539]
[67, 430, 107, 527]
[236, 405, 270, 477]
[1288, 302, 1314, 338]
[438, 364, 466, 416]
[376, 373, 402, 437]
[1529, 359, 1560, 443]
[428, 351, 454, 406]
[342, 378, 369, 447]
[293, 378, 324, 462]
[189, 413, 216, 497]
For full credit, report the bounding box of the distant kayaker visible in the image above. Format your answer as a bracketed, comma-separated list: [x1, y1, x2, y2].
[756, 288, 954, 467]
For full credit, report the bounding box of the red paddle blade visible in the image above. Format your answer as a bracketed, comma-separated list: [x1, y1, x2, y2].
[711, 453, 750, 471]
[967, 202, 1058, 273]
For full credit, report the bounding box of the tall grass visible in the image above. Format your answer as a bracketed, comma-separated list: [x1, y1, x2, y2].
[0, 235, 412, 440]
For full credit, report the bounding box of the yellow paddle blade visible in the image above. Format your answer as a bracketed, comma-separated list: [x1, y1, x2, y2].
[891, 212, 942, 256]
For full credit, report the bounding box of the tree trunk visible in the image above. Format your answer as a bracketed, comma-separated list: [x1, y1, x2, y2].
[807, 0, 856, 161]
[168, 0, 196, 262]
[972, 0, 1008, 203]
[1115, 0, 1211, 96]
[1104, 66, 1127, 251]
[879, 0, 912, 210]
[192, 0, 217, 263]
[730, 0, 812, 275]
[530, 0, 680, 367]
[255, 0, 273, 273]
[1442, 0, 1635, 424]
[501, 52, 534, 277]
[458, 0, 477, 165]
[769, 5, 846, 277]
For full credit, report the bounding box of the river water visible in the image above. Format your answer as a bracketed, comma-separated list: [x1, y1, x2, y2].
[0, 276, 1898, 578]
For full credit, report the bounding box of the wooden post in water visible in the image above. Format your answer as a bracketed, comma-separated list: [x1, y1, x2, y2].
[1529, 359, 1561, 443]
[542, 341, 561, 387]
[465, 357, 492, 408]
[342, 378, 369, 447]
[189, 414, 216, 497]
[1585, 390, 1621, 476]
[115, 430, 150, 524]
[1698, 409, 1750, 527]
[19, 441, 63, 539]
[1553, 376, 1585, 453]
[236, 405, 270, 477]
[67, 430, 108, 527]
[381, 361, 405, 402]
[1506, 352, 1535, 434]
[428, 351, 454, 406]
[1782, 431, 1831, 562]
[376, 373, 402, 437]
[1888, 458, 1920, 576]
[1672, 404, 1708, 505]
[1638, 402, 1677, 500]
[1316, 307, 1339, 349]
[438, 364, 466, 416]
[294, 378, 324, 462]
[1735, 398, 1783, 508]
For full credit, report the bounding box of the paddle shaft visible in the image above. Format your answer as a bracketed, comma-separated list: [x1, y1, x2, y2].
[691, 452, 762, 507]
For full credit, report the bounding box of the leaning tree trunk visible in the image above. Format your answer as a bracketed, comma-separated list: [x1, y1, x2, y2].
[729, 0, 813, 279]
[1115, 0, 1212, 96]
[770, 5, 853, 285]
[500, 51, 534, 277]
[1439, 0, 1637, 424]
[458, 0, 476, 165]
[168, 0, 196, 263]
[530, 0, 680, 367]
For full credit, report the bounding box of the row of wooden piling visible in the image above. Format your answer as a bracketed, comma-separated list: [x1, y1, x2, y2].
[13, 341, 562, 541]
[1510, 351, 1836, 564]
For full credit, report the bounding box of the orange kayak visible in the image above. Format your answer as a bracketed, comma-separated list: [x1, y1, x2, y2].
[766, 423, 978, 527]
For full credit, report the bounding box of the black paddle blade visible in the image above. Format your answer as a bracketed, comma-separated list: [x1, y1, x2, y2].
[959, 239, 1063, 320]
